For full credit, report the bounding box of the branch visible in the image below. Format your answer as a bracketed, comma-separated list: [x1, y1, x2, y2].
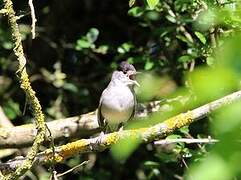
[28, 0, 37, 39]
[0, 106, 18, 159]
[0, 100, 162, 149]
[1, 90, 241, 173]
[154, 137, 218, 145]
[3, 0, 46, 179]
[56, 160, 89, 178]
[0, 112, 99, 148]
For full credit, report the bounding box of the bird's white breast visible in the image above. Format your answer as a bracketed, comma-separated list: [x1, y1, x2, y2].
[101, 84, 135, 125]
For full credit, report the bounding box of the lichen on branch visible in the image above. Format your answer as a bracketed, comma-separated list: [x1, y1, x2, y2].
[2, 0, 46, 179]
[1, 90, 240, 174]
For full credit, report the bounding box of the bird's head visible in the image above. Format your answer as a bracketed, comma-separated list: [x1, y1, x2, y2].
[111, 71, 140, 87]
[118, 61, 140, 80]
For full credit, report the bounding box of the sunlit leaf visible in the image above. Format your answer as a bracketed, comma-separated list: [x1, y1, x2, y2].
[166, 134, 182, 139]
[76, 39, 91, 50]
[146, 11, 160, 21]
[129, 0, 135, 7]
[195, 9, 216, 31]
[2, 41, 13, 49]
[3, 99, 21, 120]
[111, 136, 141, 161]
[187, 154, 231, 180]
[63, 83, 78, 93]
[166, 15, 176, 23]
[144, 61, 154, 70]
[86, 28, 99, 43]
[188, 67, 238, 103]
[117, 42, 134, 54]
[94, 45, 109, 54]
[146, 0, 160, 10]
[206, 57, 215, 66]
[128, 7, 144, 17]
[178, 55, 193, 63]
[144, 161, 160, 168]
[194, 31, 206, 44]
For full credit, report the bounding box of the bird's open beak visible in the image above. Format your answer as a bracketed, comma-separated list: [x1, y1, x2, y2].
[127, 70, 141, 80]
[132, 80, 140, 87]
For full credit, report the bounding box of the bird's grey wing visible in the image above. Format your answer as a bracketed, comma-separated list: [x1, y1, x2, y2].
[129, 88, 136, 121]
[97, 89, 107, 129]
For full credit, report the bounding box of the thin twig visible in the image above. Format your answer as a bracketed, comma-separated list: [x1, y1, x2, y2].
[45, 124, 56, 179]
[56, 160, 89, 178]
[154, 138, 218, 145]
[189, 60, 195, 72]
[51, 171, 58, 180]
[28, 0, 37, 39]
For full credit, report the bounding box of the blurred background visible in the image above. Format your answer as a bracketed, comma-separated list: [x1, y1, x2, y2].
[0, 0, 241, 179]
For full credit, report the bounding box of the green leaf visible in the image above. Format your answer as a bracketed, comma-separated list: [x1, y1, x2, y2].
[187, 154, 231, 180]
[86, 28, 99, 43]
[129, 0, 135, 7]
[76, 39, 91, 50]
[111, 136, 141, 161]
[63, 83, 78, 93]
[146, 0, 160, 10]
[166, 15, 176, 23]
[176, 35, 190, 44]
[144, 61, 154, 70]
[179, 126, 189, 135]
[189, 67, 238, 103]
[3, 99, 21, 120]
[156, 152, 179, 163]
[146, 11, 160, 21]
[178, 55, 193, 63]
[166, 134, 182, 139]
[144, 161, 160, 168]
[195, 31, 206, 44]
[207, 56, 215, 66]
[128, 7, 144, 17]
[2, 41, 13, 50]
[117, 42, 134, 54]
[94, 45, 109, 54]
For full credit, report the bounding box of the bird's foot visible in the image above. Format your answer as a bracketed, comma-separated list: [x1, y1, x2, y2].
[118, 126, 124, 132]
[96, 131, 105, 144]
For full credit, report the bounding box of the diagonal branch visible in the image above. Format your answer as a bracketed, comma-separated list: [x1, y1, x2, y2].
[1, 90, 241, 174]
[3, 0, 46, 179]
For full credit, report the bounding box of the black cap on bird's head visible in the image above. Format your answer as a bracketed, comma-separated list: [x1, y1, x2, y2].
[118, 61, 139, 80]
[118, 61, 136, 73]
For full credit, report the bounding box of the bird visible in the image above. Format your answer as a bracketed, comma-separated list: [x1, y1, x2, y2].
[97, 70, 139, 132]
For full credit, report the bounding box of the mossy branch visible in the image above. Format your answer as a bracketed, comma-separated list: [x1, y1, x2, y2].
[0, 112, 99, 149]
[2, 0, 46, 179]
[0, 90, 241, 174]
